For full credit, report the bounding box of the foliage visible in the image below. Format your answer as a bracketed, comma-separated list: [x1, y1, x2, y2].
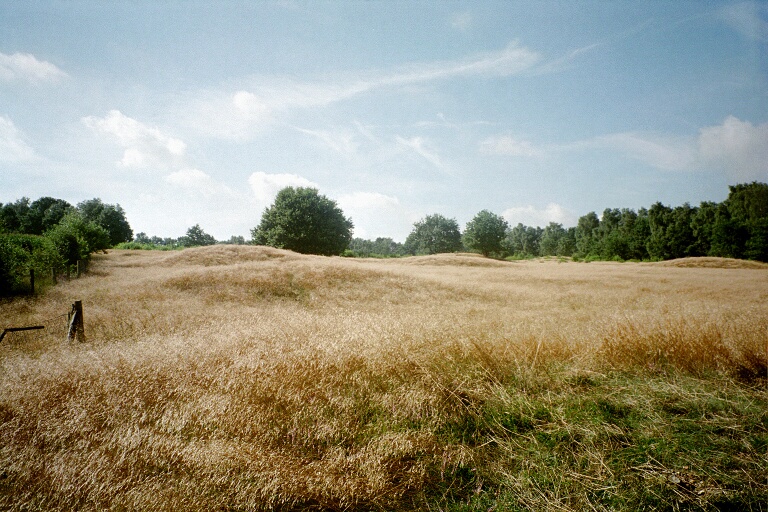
[178, 224, 217, 247]
[0, 197, 73, 235]
[77, 198, 133, 246]
[348, 237, 406, 258]
[45, 211, 111, 265]
[503, 223, 543, 257]
[404, 213, 463, 255]
[462, 210, 508, 257]
[0, 234, 63, 295]
[251, 187, 353, 256]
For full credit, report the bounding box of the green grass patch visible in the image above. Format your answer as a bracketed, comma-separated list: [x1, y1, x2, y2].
[419, 371, 768, 510]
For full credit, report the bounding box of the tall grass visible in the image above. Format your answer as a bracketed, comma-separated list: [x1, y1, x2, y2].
[1, 246, 766, 510]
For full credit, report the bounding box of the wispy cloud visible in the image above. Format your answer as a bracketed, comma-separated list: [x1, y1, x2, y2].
[0, 116, 37, 162]
[721, 1, 768, 42]
[479, 135, 543, 157]
[451, 11, 472, 32]
[82, 110, 186, 169]
[186, 43, 540, 139]
[294, 126, 358, 159]
[396, 135, 446, 171]
[586, 132, 697, 171]
[0, 52, 67, 83]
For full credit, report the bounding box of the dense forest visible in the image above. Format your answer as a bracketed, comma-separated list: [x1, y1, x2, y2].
[1, 182, 766, 295]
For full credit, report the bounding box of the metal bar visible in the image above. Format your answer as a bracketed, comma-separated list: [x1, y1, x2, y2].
[0, 326, 45, 343]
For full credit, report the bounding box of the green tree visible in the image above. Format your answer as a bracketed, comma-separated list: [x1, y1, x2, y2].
[726, 182, 768, 261]
[27, 197, 73, 235]
[45, 211, 110, 265]
[179, 224, 217, 247]
[575, 212, 600, 257]
[77, 198, 133, 246]
[0, 198, 32, 233]
[463, 210, 508, 257]
[539, 222, 566, 257]
[251, 187, 353, 256]
[503, 223, 542, 257]
[404, 214, 463, 255]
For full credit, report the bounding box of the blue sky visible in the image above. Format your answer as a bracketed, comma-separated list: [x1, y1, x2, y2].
[1, 1, 767, 242]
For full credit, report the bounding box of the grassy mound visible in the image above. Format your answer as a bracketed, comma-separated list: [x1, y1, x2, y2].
[653, 256, 768, 269]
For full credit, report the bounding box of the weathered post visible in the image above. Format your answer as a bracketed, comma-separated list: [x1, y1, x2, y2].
[66, 300, 85, 342]
[52, 267, 57, 285]
[76, 260, 82, 278]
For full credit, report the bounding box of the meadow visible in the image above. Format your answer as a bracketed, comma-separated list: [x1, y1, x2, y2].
[1, 245, 766, 511]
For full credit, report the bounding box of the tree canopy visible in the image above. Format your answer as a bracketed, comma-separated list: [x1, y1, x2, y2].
[463, 210, 508, 257]
[178, 224, 217, 247]
[251, 187, 353, 256]
[77, 198, 134, 246]
[404, 214, 463, 255]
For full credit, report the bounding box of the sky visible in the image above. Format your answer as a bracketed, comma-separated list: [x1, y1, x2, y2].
[1, 1, 767, 242]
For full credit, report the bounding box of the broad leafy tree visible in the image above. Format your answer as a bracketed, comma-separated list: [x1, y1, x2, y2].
[77, 198, 133, 246]
[179, 224, 217, 247]
[251, 187, 353, 256]
[463, 210, 508, 257]
[404, 214, 463, 255]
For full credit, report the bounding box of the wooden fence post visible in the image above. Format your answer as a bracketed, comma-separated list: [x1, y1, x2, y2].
[52, 267, 57, 285]
[76, 260, 82, 278]
[66, 300, 85, 342]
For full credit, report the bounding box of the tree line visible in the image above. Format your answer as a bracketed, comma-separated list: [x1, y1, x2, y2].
[349, 182, 768, 262]
[246, 182, 767, 263]
[0, 197, 133, 295]
[2, 181, 765, 295]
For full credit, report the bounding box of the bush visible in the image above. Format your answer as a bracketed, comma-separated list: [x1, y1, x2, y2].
[0, 234, 63, 296]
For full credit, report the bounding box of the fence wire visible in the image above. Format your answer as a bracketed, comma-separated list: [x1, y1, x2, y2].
[1, 312, 70, 345]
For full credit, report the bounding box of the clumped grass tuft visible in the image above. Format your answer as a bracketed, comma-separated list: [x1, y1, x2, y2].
[1, 247, 766, 510]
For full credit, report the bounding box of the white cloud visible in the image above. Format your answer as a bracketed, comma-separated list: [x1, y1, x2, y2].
[721, 1, 768, 42]
[578, 116, 768, 181]
[82, 110, 186, 169]
[0, 116, 37, 162]
[337, 191, 411, 239]
[698, 115, 768, 181]
[502, 203, 575, 228]
[248, 171, 319, 205]
[0, 52, 67, 83]
[479, 135, 543, 157]
[164, 168, 235, 197]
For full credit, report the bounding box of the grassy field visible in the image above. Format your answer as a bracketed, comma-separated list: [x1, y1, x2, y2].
[1, 246, 766, 511]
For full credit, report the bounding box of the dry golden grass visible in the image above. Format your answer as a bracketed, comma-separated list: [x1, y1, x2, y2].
[1, 246, 766, 510]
